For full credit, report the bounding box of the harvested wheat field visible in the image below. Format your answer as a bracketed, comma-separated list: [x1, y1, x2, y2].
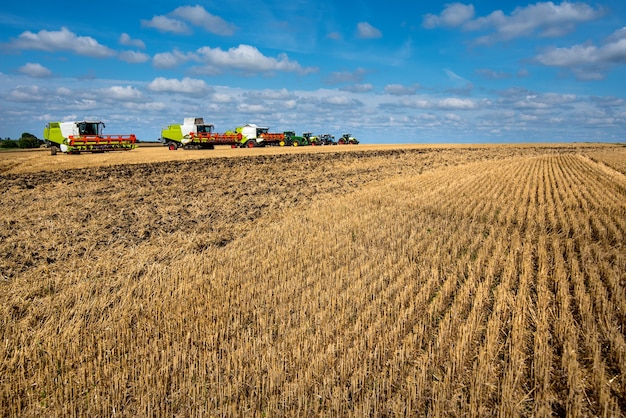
[1, 143, 625, 416]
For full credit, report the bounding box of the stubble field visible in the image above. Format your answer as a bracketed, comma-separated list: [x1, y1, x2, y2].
[1, 143, 625, 416]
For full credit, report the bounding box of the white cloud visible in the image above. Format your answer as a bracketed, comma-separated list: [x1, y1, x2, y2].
[7, 85, 47, 102]
[445, 113, 463, 122]
[535, 27, 626, 79]
[357, 22, 382, 39]
[437, 98, 477, 109]
[119, 33, 145, 49]
[171, 5, 236, 36]
[100, 85, 143, 101]
[322, 95, 361, 106]
[237, 103, 272, 113]
[384, 84, 418, 95]
[152, 50, 197, 69]
[423, 3, 475, 28]
[18, 62, 52, 78]
[141, 15, 189, 34]
[444, 68, 467, 82]
[247, 88, 292, 100]
[196, 44, 316, 75]
[424, 2, 602, 44]
[8, 27, 115, 57]
[142, 6, 235, 36]
[342, 83, 374, 93]
[118, 50, 150, 64]
[147, 77, 212, 96]
[398, 98, 432, 109]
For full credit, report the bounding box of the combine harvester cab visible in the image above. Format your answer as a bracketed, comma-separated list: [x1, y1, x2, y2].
[44, 121, 136, 154]
[338, 133, 359, 145]
[161, 117, 244, 150]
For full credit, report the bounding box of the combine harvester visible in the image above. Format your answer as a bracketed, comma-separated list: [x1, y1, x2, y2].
[161, 118, 288, 149]
[160, 117, 359, 149]
[44, 121, 136, 154]
[239, 124, 285, 147]
[160, 117, 243, 150]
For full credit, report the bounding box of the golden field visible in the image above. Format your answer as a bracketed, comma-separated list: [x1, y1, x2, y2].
[1, 143, 625, 416]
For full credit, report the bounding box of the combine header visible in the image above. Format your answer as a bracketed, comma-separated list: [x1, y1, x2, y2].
[44, 121, 136, 154]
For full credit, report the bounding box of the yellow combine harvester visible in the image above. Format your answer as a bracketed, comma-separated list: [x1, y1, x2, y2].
[44, 121, 137, 154]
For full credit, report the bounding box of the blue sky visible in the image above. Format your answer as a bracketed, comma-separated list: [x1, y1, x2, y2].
[1, 1, 625, 143]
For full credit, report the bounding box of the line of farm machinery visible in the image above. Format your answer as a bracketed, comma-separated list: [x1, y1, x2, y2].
[159, 118, 359, 150]
[42, 117, 358, 154]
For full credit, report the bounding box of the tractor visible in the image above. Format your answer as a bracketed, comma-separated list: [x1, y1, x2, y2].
[338, 133, 359, 145]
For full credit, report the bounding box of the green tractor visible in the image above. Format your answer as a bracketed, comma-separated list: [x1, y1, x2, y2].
[282, 131, 310, 147]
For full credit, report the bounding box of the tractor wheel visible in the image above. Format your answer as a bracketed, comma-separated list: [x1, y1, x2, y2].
[168, 142, 177, 151]
[279, 141, 285, 146]
[292, 141, 299, 147]
[246, 140, 256, 148]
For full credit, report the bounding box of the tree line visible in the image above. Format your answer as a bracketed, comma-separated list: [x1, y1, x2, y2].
[0, 133, 43, 149]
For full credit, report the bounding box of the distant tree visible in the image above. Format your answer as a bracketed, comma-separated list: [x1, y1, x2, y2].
[17, 132, 43, 149]
[0, 139, 18, 149]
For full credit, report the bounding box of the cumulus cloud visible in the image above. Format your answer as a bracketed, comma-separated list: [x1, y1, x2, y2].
[100, 85, 143, 101]
[341, 83, 374, 93]
[247, 88, 292, 100]
[535, 26, 626, 79]
[437, 97, 477, 109]
[357, 22, 382, 39]
[147, 77, 212, 96]
[423, 3, 475, 28]
[384, 84, 419, 95]
[196, 44, 316, 75]
[142, 5, 235, 36]
[19, 62, 52, 78]
[171, 5, 236, 36]
[7, 85, 48, 102]
[322, 95, 361, 106]
[8, 27, 115, 57]
[141, 15, 190, 34]
[119, 33, 145, 49]
[118, 50, 150, 63]
[152, 49, 197, 69]
[424, 2, 603, 44]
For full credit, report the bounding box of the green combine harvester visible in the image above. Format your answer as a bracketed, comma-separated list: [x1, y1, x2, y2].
[44, 121, 137, 154]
